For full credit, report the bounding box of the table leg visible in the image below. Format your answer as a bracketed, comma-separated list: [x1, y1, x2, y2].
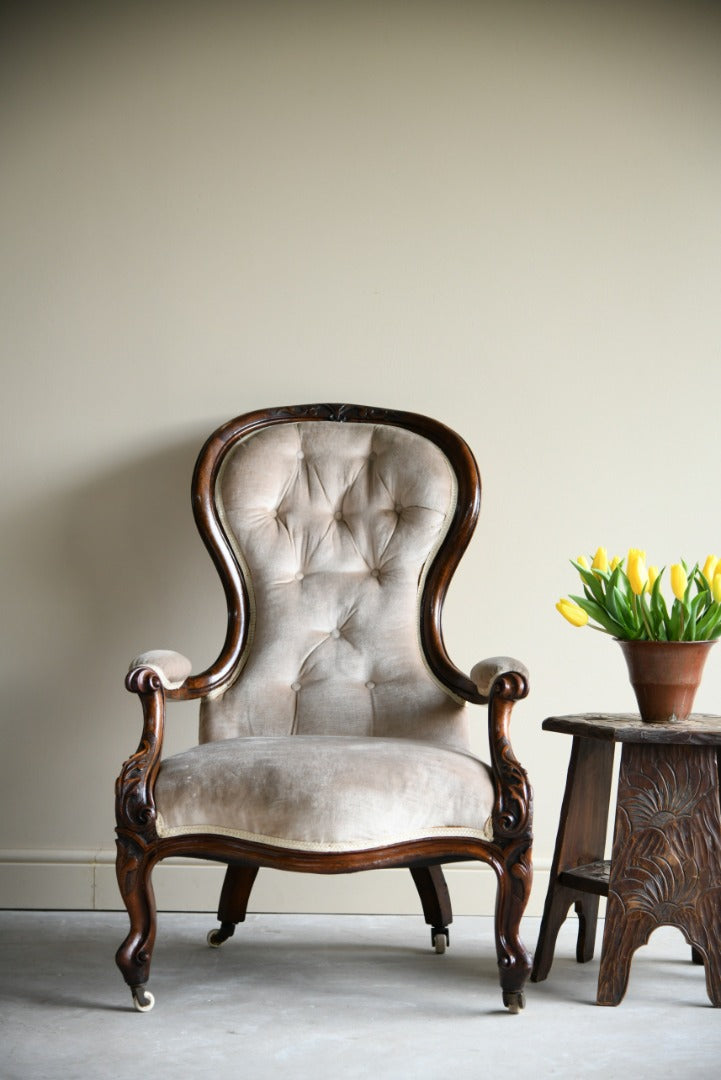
[532, 737, 614, 982]
[597, 742, 721, 1007]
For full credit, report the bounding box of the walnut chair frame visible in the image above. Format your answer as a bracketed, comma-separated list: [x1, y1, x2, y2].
[115, 403, 533, 1013]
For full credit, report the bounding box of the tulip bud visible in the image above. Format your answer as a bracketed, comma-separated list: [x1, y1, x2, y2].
[592, 547, 609, 573]
[556, 599, 588, 627]
[577, 555, 589, 570]
[627, 550, 648, 595]
[703, 555, 719, 586]
[670, 563, 687, 601]
[610, 555, 622, 571]
[647, 565, 659, 591]
[713, 573, 721, 604]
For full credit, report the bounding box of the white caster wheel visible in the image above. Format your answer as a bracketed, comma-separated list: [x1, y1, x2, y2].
[433, 932, 447, 954]
[502, 990, 525, 1014]
[207, 929, 222, 948]
[132, 987, 155, 1012]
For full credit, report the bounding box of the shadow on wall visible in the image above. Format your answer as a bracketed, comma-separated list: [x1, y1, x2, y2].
[1, 430, 226, 848]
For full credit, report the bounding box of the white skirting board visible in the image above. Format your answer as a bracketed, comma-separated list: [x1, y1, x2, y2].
[0, 850, 558, 916]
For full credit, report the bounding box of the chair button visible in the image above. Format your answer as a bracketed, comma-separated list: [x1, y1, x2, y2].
[330, 629, 341, 639]
[394, 504, 403, 514]
[365, 680, 376, 690]
[334, 511, 343, 521]
[291, 681, 302, 692]
[295, 571, 305, 581]
[296, 450, 305, 460]
[370, 569, 380, 579]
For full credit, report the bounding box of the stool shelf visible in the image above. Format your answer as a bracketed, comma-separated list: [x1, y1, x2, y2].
[558, 860, 610, 897]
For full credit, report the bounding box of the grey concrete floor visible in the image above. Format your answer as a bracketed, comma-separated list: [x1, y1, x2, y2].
[1, 911, 720, 1080]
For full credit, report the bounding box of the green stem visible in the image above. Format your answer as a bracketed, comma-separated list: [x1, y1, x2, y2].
[638, 591, 655, 640]
[631, 593, 645, 637]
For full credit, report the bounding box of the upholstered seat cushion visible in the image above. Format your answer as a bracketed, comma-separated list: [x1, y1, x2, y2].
[154, 736, 496, 852]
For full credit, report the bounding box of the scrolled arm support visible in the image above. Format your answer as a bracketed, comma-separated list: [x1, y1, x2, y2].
[476, 661, 532, 843]
[115, 666, 167, 838]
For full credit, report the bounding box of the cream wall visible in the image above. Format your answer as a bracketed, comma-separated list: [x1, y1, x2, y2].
[2, 0, 721, 915]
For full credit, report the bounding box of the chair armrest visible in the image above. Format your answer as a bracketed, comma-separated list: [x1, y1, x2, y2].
[117, 652, 192, 840]
[471, 656, 529, 699]
[470, 656, 531, 845]
[128, 650, 193, 691]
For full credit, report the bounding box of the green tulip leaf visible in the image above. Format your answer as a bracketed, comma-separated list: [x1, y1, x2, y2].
[572, 563, 606, 604]
[569, 594, 624, 636]
[669, 600, 683, 640]
[695, 569, 711, 595]
[696, 604, 721, 641]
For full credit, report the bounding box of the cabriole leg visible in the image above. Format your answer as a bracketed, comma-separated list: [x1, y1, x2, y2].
[494, 843, 533, 1013]
[115, 837, 158, 1011]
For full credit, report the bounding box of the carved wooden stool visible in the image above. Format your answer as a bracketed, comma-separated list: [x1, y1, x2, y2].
[531, 713, 721, 1006]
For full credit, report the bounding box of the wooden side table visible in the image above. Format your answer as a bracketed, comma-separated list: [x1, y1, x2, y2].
[531, 713, 721, 1006]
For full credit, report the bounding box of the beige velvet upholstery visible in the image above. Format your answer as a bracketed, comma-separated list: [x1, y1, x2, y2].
[130, 650, 192, 690]
[155, 736, 495, 850]
[471, 657, 529, 697]
[115, 406, 533, 1013]
[153, 421, 495, 850]
[199, 421, 468, 747]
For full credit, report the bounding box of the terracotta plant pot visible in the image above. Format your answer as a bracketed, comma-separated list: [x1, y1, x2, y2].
[618, 639, 715, 723]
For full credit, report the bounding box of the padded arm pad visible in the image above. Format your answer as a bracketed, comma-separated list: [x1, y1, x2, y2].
[128, 650, 193, 690]
[470, 656, 529, 697]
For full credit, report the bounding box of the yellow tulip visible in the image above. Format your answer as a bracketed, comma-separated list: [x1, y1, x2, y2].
[647, 565, 659, 591]
[670, 563, 687, 601]
[713, 573, 721, 603]
[610, 555, 621, 571]
[703, 554, 719, 586]
[627, 549, 648, 595]
[556, 599, 588, 627]
[577, 555, 590, 570]
[592, 547, 608, 573]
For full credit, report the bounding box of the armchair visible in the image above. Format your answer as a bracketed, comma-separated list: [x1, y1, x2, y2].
[115, 403, 532, 1012]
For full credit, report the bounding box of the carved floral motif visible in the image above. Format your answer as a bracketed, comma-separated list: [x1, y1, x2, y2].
[599, 740, 721, 1005]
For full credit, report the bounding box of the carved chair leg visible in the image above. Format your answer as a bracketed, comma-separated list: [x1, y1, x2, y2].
[409, 865, 453, 948]
[494, 843, 533, 1011]
[115, 838, 158, 1006]
[208, 864, 259, 946]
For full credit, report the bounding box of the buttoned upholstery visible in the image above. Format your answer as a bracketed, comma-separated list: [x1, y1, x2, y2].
[201, 421, 468, 746]
[152, 420, 497, 850]
[116, 405, 534, 1013]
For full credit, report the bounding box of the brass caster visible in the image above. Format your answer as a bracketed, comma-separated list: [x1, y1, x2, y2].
[131, 986, 155, 1012]
[502, 990, 525, 1014]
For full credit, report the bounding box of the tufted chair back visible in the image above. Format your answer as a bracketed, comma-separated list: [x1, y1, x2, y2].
[198, 409, 473, 751]
[116, 404, 534, 1015]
